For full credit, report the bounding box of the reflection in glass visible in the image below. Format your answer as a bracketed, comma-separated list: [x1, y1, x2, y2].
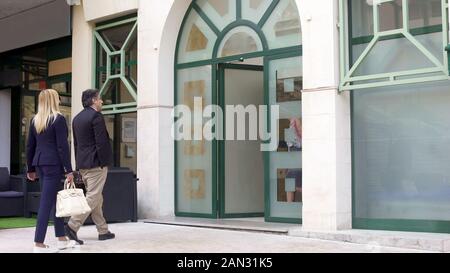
[104, 112, 137, 174]
[378, 0, 403, 31]
[125, 31, 138, 90]
[354, 81, 450, 221]
[221, 32, 258, 56]
[110, 54, 121, 76]
[101, 79, 134, 106]
[351, 0, 442, 38]
[99, 23, 134, 51]
[218, 26, 263, 57]
[277, 168, 302, 203]
[408, 0, 442, 28]
[96, 43, 108, 89]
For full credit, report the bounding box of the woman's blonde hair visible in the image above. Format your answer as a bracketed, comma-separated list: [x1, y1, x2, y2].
[33, 89, 61, 134]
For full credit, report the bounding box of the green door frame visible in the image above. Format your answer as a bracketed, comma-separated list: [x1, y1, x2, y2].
[174, 0, 303, 223]
[218, 63, 265, 218]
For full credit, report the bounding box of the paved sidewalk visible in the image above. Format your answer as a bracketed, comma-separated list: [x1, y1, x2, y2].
[0, 222, 427, 253]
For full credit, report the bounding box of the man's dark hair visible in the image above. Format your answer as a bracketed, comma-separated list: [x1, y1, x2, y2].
[82, 89, 100, 108]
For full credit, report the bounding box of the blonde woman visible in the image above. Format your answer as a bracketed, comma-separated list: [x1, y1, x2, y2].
[26, 89, 76, 253]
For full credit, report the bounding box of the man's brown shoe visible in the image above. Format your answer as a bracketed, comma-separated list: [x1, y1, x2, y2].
[98, 231, 115, 241]
[65, 224, 84, 245]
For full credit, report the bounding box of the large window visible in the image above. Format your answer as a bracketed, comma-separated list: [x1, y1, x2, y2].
[340, 0, 449, 91]
[353, 81, 450, 233]
[94, 16, 137, 115]
[348, 0, 450, 233]
[175, 0, 302, 222]
[95, 16, 138, 174]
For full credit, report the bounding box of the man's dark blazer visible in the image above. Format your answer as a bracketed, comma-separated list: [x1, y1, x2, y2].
[26, 115, 73, 174]
[72, 107, 113, 170]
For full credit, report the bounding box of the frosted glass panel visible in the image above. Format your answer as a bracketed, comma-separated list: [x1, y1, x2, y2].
[101, 79, 134, 105]
[178, 10, 217, 64]
[176, 66, 213, 214]
[351, 0, 442, 38]
[409, 0, 442, 28]
[242, 0, 273, 23]
[262, 0, 301, 49]
[378, 0, 403, 32]
[351, 0, 374, 38]
[353, 81, 450, 221]
[268, 56, 302, 219]
[352, 32, 442, 76]
[224, 68, 264, 214]
[196, 0, 236, 31]
[99, 23, 134, 51]
[218, 26, 263, 57]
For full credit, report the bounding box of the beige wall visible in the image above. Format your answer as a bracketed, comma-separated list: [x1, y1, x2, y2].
[82, 0, 138, 22]
[136, 0, 189, 219]
[299, 0, 352, 231]
[71, 5, 94, 166]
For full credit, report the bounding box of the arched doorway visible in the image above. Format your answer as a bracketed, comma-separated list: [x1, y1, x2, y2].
[174, 0, 302, 223]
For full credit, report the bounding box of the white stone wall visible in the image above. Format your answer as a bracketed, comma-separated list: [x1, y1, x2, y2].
[71, 5, 94, 167]
[73, 0, 353, 228]
[82, 0, 138, 22]
[299, 0, 352, 231]
[136, 0, 191, 219]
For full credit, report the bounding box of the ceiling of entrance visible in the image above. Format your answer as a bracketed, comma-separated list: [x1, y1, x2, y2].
[0, 0, 55, 20]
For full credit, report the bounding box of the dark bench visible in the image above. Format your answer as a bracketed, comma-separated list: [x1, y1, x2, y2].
[0, 167, 27, 217]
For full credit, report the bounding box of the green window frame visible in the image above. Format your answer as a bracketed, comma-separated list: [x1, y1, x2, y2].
[94, 15, 138, 115]
[339, 0, 450, 91]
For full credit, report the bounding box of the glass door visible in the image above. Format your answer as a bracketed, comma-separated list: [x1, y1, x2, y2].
[175, 66, 216, 218]
[265, 53, 303, 223]
[218, 63, 265, 218]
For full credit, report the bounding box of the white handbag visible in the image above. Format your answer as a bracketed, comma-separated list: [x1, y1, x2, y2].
[56, 179, 91, 218]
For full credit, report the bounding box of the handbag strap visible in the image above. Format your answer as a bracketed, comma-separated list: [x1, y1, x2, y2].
[64, 179, 76, 190]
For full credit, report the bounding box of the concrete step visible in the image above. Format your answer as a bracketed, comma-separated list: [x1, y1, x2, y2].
[143, 217, 297, 235]
[289, 227, 450, 252]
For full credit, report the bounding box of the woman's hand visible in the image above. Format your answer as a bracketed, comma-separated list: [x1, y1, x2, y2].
[66, 172, 74, 183]
[27, 172, 37, 181]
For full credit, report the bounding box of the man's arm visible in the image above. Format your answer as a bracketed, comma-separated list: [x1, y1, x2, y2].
[55, 115, 73, 174]
[92, 113, 112, 167]
[72, 120, 78, 170]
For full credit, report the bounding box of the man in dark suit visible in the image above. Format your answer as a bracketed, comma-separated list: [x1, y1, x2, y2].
[65, 89, 115, 244]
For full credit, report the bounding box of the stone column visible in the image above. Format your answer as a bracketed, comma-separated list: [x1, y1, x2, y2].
[71, 4, 94, 166]
[136, 0, 190, 219]
[298, 0, 352, 231]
